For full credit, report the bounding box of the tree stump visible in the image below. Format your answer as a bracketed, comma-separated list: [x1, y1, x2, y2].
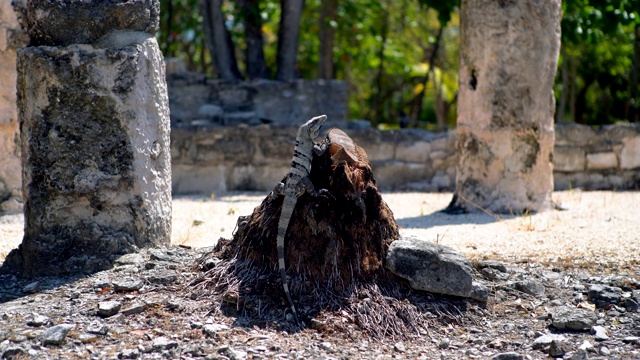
[219, 128, 399, 287]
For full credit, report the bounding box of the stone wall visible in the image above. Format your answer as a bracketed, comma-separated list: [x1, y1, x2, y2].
[171, 122, 640, 194]
[167, 71, 348, 126]
[554, 123, 640, 190]
[0, 2, 26, 213]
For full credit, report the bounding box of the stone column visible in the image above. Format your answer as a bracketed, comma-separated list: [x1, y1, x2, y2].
[447, 0, 561, 213]
[0, 2, 26, 214]
[3, 0, 171, 276]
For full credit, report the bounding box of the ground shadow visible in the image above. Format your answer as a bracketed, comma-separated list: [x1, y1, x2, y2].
[397, 209, 499, 230]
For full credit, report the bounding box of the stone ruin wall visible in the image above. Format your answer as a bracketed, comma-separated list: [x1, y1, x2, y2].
[167, 70, 640, 194]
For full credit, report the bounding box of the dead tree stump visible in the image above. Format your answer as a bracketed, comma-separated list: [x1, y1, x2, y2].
[220, 128, 399, 288]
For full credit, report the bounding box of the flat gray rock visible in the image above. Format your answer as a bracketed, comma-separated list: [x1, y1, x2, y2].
[42, 324, 75, 345]
[550, 306, 597, 331]
[386, 237, 475, 299]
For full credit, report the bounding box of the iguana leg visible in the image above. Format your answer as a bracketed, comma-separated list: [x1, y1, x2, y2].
[269, 182, 285, 199]
[296, 176, 334, 200]
[313, 141, 327, 156]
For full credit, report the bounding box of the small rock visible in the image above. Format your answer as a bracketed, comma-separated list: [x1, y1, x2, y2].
[121, 302, 147, 316]
[491, 352, 524, 360]
[482, 267, 510, 281]
[152, 336, 178, 351]
[202, 323, 229, 337]
[86, 321, 109, 335]
[471, 282, 489, 302]
[149, 249, 176, 262]
[114, 253, 145, 266]
[98, 301, 122, 317]
[591, 325, 609, 341]
[218, 345, 247, 360]
[118, 348, 140, 359]
[548, 339, 570, 357]
[0, 328, 10, 341]
[42, 324, 75, 345]
[550, 306, 596, 331]
[393, 342, 405, 352]
[622, 336, 640, 344]
[113, 277, 144, 292]
[578, 340, 593, 351]
[190, 322, 203, 329]
[478, 260, 508, 273]
[438, 339, 450, 349]
[517, 279, 545, 297]
[22, 281, 40, 293]
[78, 333, 98, 343]
[588, 284, 622, 308]
[320, 342, 332, 351]
[146, 269, 178, 285]
[624, 298, 639, 312]
[1, 347, 25, 359]
[570, 349, 589, 360]
[26, 314, 50, 327]
[599, 346, 611, 356]
[532, 334, 567, 350]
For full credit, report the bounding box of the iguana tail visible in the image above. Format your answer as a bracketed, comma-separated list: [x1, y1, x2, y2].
[277, 194, 299, 323]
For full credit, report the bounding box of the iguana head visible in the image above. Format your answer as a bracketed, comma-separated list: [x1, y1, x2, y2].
[304, 115, 327, 140]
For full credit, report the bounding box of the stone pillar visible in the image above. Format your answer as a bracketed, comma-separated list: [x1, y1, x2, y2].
[447, 0, 561, 213]
[2, 0, 171, 276]
[0, 2, 26, 214]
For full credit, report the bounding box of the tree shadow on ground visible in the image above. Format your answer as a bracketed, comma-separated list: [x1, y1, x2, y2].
[396, 209, 499, 230]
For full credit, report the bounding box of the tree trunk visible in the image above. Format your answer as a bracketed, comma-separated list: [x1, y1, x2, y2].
[317, 0, 337, 79]
[556, 45, 568, 123]
[631, 23, 639, 123]
[409, 25, 444, 127]
[275, 0, 304, 81]
[240, 0, 269, 79]
[369, 10, 389, 125]
[446, 0, 561, 214]
[200, 0, 242, 80]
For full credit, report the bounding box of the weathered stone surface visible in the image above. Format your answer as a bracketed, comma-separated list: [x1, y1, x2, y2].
[588, 284, 622, 308]
[386, 237, 476, 299]
[555, 123, 596, 147]
[2, 35, 171, 276]
[554, 147, 586, 172]
[451, 0, 561, 213]
[167, 72, 348, 126]
[586, 152, 618, 170]
[22, 0, 160, 47]
[550, 306, 597, 331]
[620, 137, 640, 169]
[42, 324, 74, 345]
[0, 2, 25, 214]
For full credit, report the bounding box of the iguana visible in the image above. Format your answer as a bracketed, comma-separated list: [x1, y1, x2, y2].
[272, 114, 328, 323]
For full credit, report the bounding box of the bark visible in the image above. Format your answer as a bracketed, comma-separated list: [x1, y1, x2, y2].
[409, 25, 444, 127]
[200, 0, 242, 80]
[446, 0, 561, 214]
[369, 10, 389, 125]
[317, 0, 337, 79]
[556, 46, 568, 123]
[631, 23, 639, 123]
[276, 0, 304, 81]
[240, 0, 269, 79]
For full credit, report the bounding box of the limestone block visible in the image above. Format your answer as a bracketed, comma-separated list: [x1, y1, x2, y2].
[395, 141, 431, 163]
[554, 147, 586, 172]
[8, 37, 171, 276]
[172, 164, 227, 194]
[228, 165, 288, 191]
[555, 123, 595, 147]
[23, 0, 160, 46]
[620, 137, 640, 169]
[586, 152, 618, 170]
[371, 161, 432, 188]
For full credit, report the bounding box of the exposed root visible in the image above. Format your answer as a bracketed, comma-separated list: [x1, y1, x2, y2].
[189, 249, 469, 340]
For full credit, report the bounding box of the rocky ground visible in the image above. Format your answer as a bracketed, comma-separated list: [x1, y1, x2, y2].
[1, 191, 639, 359]
[0, 245, 638, 359]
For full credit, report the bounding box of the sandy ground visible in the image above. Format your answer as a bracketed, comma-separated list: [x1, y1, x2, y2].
[2, 190, 639, 268]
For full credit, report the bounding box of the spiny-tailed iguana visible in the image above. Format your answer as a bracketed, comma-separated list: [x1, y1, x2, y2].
[272, 114, 328, 323]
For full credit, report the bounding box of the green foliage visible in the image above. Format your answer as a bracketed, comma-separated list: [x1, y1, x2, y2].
[558, 0, 639, 124]
[158, 0, 638, 126]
